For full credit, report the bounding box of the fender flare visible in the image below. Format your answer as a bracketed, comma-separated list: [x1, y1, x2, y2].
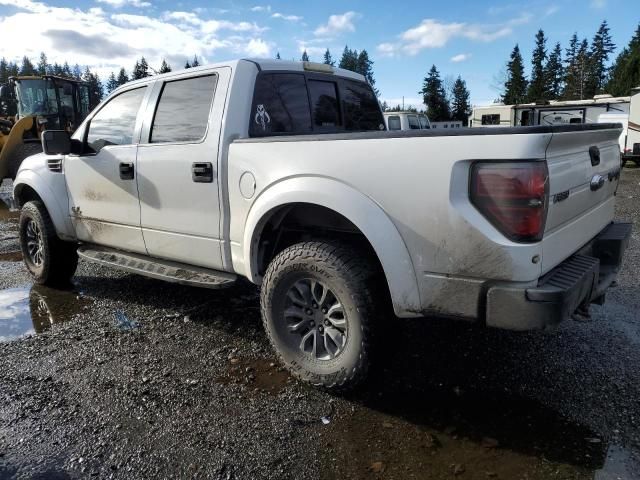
[13, 169, 76, 241]
[241, 176, 421, 316]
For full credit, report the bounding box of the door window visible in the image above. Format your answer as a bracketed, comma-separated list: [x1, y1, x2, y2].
[418, 115, 430, 129]
[250, 73, 312, 136]
[150, 75, 217, 143]
[341, 79, 384, 131]
[86, 87, 146, 152]
[407, 115, 420, 129]
[387, 116, 401, 130]
[481, 114, 500, 125]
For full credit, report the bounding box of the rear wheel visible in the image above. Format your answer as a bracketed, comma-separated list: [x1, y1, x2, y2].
[261, 241, 379, 390]
[8, 142, 42, 179]
[19, 201, 78, 286]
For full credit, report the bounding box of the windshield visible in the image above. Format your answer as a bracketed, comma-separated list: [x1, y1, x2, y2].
[14, 78, 58, 117]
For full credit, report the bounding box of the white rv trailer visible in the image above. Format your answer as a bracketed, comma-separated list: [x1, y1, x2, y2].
[470, 94, 630, 128]
[622, 87, 640, 165]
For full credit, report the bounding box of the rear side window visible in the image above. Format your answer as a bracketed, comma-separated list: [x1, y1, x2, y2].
[387, 115, 401, 130]
[407, 115, 420, 129]
[250, 73, 312, 136]
[87, 87, 146, 152]
[308, 80, 340, 128]
[341, 80, 384, 131]
[151, 75, 217, 143]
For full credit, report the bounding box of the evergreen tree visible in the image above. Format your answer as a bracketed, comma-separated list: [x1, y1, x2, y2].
[159, 59, 172, 73]
[106, 72, 119, 93]
[191, 55, 200, 67]
[420, 65, 450, 121]
[62, 61, 72, 78]
[323, 49, 335, 66]
[184, 60, 192, 69]
[20, 56, 36, 75]
[51, 62, 63, 76]
[300, 50, 310, 62]
[545, 42, 564, 99]
[0, 58, 9, 85]
[607, 24, 640, 96]
[116, 67, 129, 86]
[83, 67, 103, 102]
[355, 50, 378, 95]
[450, 76, 471, 122]
[338, 45, 358, 71]
[503, 44, 528, 104]
[585, 20, 616, 96]
[275, 52, 281, 60]
[527, 29, 548, 102]
[133, 57, 150, 79]
[72, 64, 82, 80]
[574, 38, 590, 99]
[37, 52, 48, 76]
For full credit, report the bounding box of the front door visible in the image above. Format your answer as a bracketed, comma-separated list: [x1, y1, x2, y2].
[135, 69, 227, 270]
[65, 86, 148, 254]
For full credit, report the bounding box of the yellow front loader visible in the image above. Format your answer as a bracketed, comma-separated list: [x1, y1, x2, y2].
[0, 75, 94, 180]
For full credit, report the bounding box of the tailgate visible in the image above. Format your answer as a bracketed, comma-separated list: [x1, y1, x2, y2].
[541, 125, 622, 274]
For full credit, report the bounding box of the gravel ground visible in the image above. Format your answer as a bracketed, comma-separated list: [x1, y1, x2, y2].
[0, 170, 639, 480]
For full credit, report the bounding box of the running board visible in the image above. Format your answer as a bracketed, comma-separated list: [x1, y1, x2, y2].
[77, 246, 237, 289]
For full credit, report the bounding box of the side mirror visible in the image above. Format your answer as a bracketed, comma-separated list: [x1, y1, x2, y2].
[42, 130, 72, 155]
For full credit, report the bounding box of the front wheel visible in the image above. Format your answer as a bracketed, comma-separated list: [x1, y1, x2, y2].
[261, 242, 379, 390]
[19, 201, 78, 286]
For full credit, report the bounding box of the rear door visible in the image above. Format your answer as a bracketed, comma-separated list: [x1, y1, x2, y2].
[136, 68, 229, 270]
[541, 126, 623, 272]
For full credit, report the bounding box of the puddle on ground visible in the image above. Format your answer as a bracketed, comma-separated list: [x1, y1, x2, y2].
[0, 251, 22, 262]
[218, 357, 291, 394]
[317, 385, 633, 480]
[0, 285, 87, 342]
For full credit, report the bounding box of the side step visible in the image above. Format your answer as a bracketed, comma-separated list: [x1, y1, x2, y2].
[78, 246, 237, 289]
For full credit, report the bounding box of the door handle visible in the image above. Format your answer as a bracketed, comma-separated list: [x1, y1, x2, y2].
[192, 162, 213, 183]
[590, 174, 605, 191]
[119, 162, 134, 180]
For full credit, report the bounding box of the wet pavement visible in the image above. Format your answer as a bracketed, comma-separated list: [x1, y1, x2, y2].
[0, 170, 639, 479]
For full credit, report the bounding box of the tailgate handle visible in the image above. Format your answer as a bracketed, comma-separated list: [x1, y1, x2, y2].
[590, 174, 605, 191]
[589, 146, 600, 166]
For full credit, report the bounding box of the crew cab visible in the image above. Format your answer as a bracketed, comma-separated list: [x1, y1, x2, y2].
[12, 59, 632, 390]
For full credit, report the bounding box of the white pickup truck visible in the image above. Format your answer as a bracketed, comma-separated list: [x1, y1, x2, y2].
[12, 59, 632, 390]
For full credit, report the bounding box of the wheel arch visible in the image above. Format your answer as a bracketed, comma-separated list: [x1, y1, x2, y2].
[13, 170, 76, 241]
[240, 177, 421, 317]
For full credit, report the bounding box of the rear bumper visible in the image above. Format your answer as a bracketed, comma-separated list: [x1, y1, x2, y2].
[486, 222, 632, 330]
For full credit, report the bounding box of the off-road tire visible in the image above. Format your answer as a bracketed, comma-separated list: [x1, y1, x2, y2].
[8, 142, 42, 179]
[19, 201, 78, 286]
[261, 241, 379, 390]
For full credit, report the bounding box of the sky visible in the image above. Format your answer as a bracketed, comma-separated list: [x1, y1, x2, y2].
[0, 0, 638, 107]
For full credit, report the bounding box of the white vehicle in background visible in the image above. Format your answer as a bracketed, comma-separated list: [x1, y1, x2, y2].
[598, 113, 628, 161]
[383, 111, 430, 130]
[430, 121, 464, 130]
[622, 87, 640, 166]
[471, 95, 630, 128]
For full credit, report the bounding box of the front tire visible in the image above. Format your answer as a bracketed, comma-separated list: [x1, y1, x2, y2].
[261, 242, 378, 390]
[19, 201, 78, 286]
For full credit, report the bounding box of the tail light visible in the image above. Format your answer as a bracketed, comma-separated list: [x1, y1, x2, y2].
[470, 161, 549, 242]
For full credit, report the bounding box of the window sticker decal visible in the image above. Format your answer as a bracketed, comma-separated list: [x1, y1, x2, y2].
[255, 104, 271, 131]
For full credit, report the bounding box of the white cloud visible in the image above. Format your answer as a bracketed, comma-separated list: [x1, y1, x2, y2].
[450, 53, 471, 63]
[590, 0, 606, 8]
[377, 15, 530, 56]
[314, 11, 359, 37]
[245, 38, 272, 57]
[271, 12, 303, 22]
[251, 5, 271, 12]
[97, 0, 151, 9]
[0, 0, 270, 76]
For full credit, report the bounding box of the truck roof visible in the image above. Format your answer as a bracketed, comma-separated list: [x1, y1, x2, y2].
[118, 58, 366, 92]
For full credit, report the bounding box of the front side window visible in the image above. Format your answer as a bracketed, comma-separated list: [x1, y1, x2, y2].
[151, 75, 217, 143]
[308, 80, 340, 129]
[342, 79, 383, 131]
[387, 115, 401, 130]
[407, 115, 420, 129]
[418, 115, 430, 129]
[87, 87, 146, 152]
[250, 73, 312, 136]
